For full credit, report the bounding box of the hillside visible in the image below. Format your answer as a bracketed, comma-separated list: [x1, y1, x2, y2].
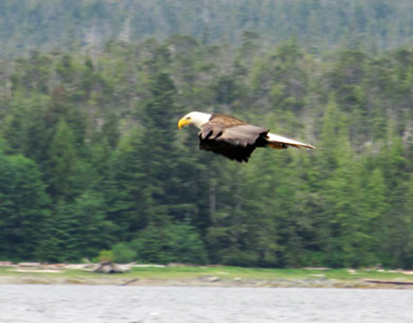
[3, 0, 413, 57]
[1, 36, 413, 268]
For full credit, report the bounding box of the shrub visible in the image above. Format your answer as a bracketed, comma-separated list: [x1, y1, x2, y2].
[112, 243, 136, 263]
[97, 250, 114, 263]
[132, 223, 208, 265]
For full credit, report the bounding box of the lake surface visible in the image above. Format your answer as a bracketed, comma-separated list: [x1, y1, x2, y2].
[1, 285, 412, 323]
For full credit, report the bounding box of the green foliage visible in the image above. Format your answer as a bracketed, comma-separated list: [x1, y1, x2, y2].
[1, 34, 413, 269]
[132, 225, 172, 264]
[167, 223, 208, 265]
[132, 223, 208, 265]
[98, 250, 114, 263]
[37, 192, 114, 262]
[4, 1, 413, 58]
[111, 243, 136, 264]
[105, 128, 147, 239]
[0, 153, 49, 261]
[48, 119, 80, 200]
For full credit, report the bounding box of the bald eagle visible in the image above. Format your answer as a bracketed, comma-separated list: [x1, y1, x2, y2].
[178, 111, 315, 163]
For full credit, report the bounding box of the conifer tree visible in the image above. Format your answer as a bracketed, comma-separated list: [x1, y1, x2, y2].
[0, 153, 49, 260]
[48, 118, 80, 200]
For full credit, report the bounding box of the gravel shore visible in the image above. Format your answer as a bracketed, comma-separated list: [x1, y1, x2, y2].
[1, 274, 412, 289]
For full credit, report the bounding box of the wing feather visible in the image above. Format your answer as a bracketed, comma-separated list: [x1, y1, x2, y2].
[198, 123, 268, 162]
[218, 124, 268, 147]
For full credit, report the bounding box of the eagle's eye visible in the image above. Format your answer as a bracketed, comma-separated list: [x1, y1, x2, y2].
[186, 117, 191, 120]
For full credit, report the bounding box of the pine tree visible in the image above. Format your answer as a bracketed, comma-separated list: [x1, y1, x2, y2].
[48, 118, 80, 201]
[139, 71, 187, 225]
[106, 128, 147, 240]
[38, 192, 114, 262]
[361, 167, 387, 263]
[0, 153, 50, 260]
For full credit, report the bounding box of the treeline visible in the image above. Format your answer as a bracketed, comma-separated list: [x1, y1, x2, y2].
[3, 0, 413, 57]
[1, 35, 413, 268]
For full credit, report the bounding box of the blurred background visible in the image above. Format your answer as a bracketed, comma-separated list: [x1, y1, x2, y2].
[1, 0, 413, 270]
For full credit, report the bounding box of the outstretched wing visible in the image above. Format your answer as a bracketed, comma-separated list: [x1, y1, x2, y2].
[198, 122, 268, 162]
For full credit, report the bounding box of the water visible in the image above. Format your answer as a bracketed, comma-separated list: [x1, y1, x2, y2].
[1, 285, 412, 323]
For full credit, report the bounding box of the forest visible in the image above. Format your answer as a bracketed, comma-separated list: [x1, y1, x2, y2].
[1, 1, 413, 269]
[3, 0, 413, 58]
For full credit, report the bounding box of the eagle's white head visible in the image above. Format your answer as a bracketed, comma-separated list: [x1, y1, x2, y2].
[178, 111, 212, 129]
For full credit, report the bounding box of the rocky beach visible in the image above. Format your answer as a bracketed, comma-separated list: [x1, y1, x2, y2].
[1, 262, 413, 289]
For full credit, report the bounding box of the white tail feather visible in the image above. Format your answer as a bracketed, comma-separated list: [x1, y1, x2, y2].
[266, 132, 315, 150]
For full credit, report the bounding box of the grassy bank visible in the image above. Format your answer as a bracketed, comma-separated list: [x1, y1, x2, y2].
[2, 265, 413, 288]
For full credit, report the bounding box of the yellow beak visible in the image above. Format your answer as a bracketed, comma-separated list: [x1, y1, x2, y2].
[178, 118, 191, 129]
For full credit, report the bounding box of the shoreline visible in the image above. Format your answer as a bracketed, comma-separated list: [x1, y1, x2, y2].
[1, 265, 413, 289]
[1, 275, 413, 290]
